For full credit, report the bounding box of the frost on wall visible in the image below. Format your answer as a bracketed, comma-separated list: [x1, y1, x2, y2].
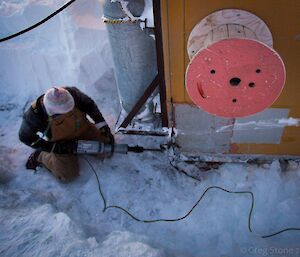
[0, 0, 113, 107]
[110, 0, 154, 29]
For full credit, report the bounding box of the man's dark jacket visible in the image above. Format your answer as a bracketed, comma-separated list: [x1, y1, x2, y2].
[19, 87, 105, 152]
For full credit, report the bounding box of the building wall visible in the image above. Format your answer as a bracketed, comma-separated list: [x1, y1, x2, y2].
[161, 0, 300, 155]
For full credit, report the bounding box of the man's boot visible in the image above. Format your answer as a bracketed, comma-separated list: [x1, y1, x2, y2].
[26, 150, 41, 170]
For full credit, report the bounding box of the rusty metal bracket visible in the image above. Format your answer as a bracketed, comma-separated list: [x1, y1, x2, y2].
[153, 0, 168, 128]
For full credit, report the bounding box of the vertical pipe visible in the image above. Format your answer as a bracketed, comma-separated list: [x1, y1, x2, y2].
[103, 0, 158, 117]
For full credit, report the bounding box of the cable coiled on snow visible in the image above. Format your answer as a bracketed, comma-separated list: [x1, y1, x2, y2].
[82, 155, 300, 239]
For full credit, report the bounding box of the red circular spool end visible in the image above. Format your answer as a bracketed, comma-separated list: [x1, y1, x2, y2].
[186, 38, 286, 118]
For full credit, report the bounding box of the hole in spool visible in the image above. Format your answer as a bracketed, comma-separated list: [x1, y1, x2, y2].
[230, 77, 241, 86]
[232, 99, 237, 103]
[249, 82, 255, 88]
[210, 69, 216, 74]
[256, 69, 261, 73]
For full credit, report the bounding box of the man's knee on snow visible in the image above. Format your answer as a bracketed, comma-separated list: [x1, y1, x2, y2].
[38, 152, 80, 181]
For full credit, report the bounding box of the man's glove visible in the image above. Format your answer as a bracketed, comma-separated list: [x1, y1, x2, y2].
[99, 125, 112, 137]
[95, 122, 114, 143]
[51, 141, 77, 154]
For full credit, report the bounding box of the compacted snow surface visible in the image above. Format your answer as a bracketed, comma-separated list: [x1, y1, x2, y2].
[1, 1, 300, 257]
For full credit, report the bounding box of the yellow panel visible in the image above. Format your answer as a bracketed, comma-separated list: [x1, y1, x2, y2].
[164, 0, 300, 103]
[164, 0, 185, 103]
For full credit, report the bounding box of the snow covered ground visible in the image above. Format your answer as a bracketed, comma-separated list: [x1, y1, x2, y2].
[1, 1, 300, 257]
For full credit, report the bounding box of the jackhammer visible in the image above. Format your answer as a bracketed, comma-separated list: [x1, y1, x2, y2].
[75, 140, 162, 156]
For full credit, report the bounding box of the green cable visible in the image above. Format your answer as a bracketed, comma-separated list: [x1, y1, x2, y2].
[262, 228, 300, 238]
[107, 186, 254, 227]
[83, 155, 107, 212]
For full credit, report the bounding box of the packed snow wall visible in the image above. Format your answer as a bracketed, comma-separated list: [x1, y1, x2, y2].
[0, 0, 114, 110]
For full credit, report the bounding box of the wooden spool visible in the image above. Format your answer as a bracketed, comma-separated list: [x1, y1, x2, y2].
[185, 9, 286, 118]
[187, 9, 273, 60]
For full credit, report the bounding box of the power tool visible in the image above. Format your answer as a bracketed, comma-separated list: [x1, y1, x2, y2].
[75, 140, 162, 156]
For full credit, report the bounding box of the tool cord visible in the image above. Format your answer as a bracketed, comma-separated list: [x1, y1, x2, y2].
[82, 155, 300, 239]
[0, 0, 77, 43]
